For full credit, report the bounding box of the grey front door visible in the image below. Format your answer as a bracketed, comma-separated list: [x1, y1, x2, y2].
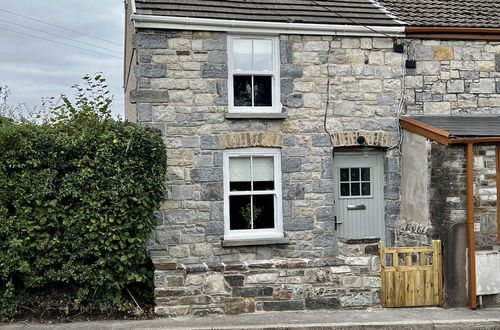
[334, 152, 385, 240]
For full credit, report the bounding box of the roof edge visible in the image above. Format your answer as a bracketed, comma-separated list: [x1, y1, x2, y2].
[370, 0, 407, 26]
[406, 27, 500, 40]
[131, 14, 405, 37]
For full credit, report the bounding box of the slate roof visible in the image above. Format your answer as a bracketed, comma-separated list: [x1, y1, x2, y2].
[133, 0, 401, 26]
[377, 0, 500, 28]
[408, 115, 500, 137]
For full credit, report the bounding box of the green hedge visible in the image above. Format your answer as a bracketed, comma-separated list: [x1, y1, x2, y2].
[0, 76, 166, 318]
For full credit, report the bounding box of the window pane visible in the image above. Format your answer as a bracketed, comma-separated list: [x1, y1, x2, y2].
[252, 157, 274, 181]
[253, 76, 272, 106]
[234, 75, 252, 106]
[362, 183, 370, 196]
[233, 39, 252, 71]
[361, 168, 370, 181]
[340, 168, 349, 182]
[230, 195, 252, 230]
[351, 183, 360, 196]
[253, 39, 272, 71]
[350, 168, 360, 181]
[340, 183, 350, 196]
[230, 157, 251, 182]
[230, 181, 252, 191]
[253, 194, 275, 229]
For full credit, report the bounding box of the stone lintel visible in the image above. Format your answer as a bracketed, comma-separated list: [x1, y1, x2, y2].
[220, 132, 283, 149]
[332, 130, 393, 148]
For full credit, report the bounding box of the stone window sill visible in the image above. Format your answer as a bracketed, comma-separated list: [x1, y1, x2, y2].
[221, 237, 290, 247]
[225, 113, 288, 120]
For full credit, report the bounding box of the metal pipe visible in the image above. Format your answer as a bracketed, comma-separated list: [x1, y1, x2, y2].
[466, 143, 477, 309]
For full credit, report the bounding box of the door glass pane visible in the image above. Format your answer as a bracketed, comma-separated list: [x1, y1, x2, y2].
[233, 39, 252, 71]
[340, 168, 349, 182]
[340, 183, 350, 196]
[350, 168, 360, 181]
[253, 76, 272, 106]
[253, 39, 272, 71]
[229, 195, 252, 230]
[253, 194, 274, 229]
[233, 75, 252, 106]
[361, 183, 371, 196]
[351, 183, 360, 196]
[230, 157, 251, 191]
[361, 168, 370, 181]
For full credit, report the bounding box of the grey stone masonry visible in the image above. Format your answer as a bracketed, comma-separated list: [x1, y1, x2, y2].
[130, 28, 500, 315]
[153, 253, 381, 316]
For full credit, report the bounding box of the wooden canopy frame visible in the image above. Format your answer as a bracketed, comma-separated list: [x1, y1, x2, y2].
[400, 116, 500, 310]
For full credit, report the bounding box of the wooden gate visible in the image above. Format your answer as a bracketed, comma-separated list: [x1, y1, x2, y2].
[379, 240, 443, 307]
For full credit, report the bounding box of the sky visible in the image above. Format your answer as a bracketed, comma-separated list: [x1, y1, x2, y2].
[0, 1, 125, 118]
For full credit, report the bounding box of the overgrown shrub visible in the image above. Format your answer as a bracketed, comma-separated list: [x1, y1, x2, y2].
[0, 75, 166, 319]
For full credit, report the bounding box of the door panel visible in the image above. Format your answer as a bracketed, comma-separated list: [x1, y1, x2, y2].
[334, 152, 384, 240]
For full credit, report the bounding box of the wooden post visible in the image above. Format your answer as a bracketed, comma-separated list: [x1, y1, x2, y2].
[432, 240, 443, 306]
[466, 143, 477, 309]
[378, 241, 385, 306]
[496, 145, 500, 242]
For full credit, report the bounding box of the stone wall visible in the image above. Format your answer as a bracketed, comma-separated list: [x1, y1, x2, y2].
[129, 28, 500, 313]
[474, 146, 498, 248]
[404, 40, 500, 115]
[154, 253, 380, 316]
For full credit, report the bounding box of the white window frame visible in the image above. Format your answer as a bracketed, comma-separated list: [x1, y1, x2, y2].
[223, 147, 283, 239]
[227, 35, 281, 113]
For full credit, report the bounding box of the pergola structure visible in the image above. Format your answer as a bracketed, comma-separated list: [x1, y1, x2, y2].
[400, 115, 500, 309]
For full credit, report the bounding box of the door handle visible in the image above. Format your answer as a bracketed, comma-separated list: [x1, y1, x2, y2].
[347, 204, 366, 211]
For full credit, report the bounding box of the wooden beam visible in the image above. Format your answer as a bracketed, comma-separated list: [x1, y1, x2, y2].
[465, 143, 477, 309]
[399, 116, 451, 146]
[497, 146, 500, 243]
[451, 137, 500, 145]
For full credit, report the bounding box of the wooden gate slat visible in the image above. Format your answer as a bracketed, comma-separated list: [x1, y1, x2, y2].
[379, 240, 442, 308]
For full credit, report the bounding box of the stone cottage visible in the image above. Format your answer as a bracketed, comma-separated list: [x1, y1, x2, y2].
[123, 0, 500, 315]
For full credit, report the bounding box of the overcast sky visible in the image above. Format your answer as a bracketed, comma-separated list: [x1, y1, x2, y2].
[0, 1, 125, 118]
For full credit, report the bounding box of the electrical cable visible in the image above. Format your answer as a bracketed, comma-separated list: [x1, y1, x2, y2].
[0, 8, 123, 46]
[0, 26, 123, 59]
[0, 17, 122, 55]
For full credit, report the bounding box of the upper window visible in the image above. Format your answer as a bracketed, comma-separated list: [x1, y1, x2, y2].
[228, 36, 281, 113]
[223, 148, 283, 239]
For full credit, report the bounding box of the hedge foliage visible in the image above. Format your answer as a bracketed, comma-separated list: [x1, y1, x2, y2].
[0, 75, 166, 318]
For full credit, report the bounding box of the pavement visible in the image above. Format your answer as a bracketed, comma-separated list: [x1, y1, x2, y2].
[2, 307, 500, 329]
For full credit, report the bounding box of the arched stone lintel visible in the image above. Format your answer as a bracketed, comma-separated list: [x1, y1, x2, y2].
[220, 132, 283, 149]
[332, 130, 393, 148]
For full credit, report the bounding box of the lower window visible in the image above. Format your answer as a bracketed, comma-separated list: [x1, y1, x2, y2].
[223, 148, 283, 239]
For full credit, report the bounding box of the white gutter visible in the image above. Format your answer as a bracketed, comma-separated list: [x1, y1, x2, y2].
[131, 14, 404, 37]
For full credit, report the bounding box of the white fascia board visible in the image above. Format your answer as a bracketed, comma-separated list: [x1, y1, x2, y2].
[131, 14, 405, 37]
